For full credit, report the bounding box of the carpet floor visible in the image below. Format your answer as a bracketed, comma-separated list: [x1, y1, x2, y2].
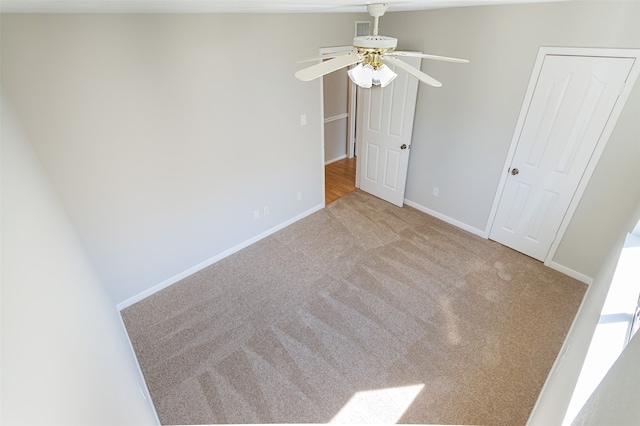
[121, 190, 586, 425]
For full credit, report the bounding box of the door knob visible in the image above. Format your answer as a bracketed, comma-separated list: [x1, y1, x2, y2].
[400, 144, 407, 150]
[510, 168, 519, 175]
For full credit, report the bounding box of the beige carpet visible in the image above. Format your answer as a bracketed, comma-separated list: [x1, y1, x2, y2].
[121, 190, 586, 425]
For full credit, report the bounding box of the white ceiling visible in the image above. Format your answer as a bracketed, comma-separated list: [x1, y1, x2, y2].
[0, 0, 567, 14]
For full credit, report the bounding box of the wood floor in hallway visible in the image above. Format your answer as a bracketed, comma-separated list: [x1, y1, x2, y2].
[325, 157, 356, 205]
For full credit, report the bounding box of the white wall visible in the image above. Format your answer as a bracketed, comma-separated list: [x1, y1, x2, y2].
[571, 332, 640, 425]
[1, 90, 156, 424]
[527, 202, 640, 424]
[383, 0, 640, 279]
[0, 13, 364, 304]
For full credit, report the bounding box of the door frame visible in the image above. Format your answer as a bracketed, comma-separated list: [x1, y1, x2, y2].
[485, 46, 640, 277]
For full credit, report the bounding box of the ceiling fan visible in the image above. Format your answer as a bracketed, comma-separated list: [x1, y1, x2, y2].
[294, 3, 469, 88]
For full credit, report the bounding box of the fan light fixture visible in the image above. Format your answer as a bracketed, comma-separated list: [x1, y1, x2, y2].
[348, 63, 397, 88]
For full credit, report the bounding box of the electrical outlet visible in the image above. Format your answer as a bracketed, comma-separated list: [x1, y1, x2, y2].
[433, 187, 439, 197]
[263, 206, 269, 216]
[297, 192, 302, 201]
[300, 114, 307, 126]
[253, 210, 260, 220]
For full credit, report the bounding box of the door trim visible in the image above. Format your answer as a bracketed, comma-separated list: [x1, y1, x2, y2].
[485, 46, 640, 271]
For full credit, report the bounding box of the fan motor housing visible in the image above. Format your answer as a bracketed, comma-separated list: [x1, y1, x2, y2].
[353, 35, 398, 50]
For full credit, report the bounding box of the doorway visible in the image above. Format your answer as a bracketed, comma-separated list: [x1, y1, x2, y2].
[321, 46, 358, 205]
[321, 51, 421, 207]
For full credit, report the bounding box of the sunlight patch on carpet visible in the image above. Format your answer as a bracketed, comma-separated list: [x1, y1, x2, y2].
[330, 384, 425, 423]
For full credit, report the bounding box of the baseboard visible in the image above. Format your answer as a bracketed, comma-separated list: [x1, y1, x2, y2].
[402, 200, 594, 285]
[116, 308, 161, 425]
[404, 198, 486, 238]
[116, 202, 325, 310]
[546, 261, 594, 285]
[325, 154, 347, 166]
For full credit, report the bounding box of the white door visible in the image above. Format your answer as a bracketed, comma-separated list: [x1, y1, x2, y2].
[357, 56, 420, 207]
[489, 54, 635, 261]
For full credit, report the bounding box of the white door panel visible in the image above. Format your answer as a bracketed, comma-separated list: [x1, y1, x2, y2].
[358, 56, 420, 207]
[490, 54, 634, 260]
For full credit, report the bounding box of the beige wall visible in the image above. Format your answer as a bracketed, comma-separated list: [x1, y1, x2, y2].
[0, 13, 364, 304]
[1, 90, 156, 424]
[384, 0, 640, 279]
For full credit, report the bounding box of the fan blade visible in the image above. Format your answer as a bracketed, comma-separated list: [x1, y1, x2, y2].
[295, 52, 363, 81]
[297, 51, 354, 63]
[387, 51, 469, 64]
[383, 57, 442, 87]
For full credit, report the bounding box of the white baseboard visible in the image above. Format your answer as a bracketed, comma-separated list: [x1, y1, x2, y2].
[404, 198, 486, 238]
[546, 261, 594, 285]
[403, 199, 594, 284]
[116, 308, 161, 425]
[325, 154, 347, 166]
[116, 203, 325, 310]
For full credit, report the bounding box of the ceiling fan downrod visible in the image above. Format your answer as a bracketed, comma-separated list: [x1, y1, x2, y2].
[367, 3, 388, 36]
